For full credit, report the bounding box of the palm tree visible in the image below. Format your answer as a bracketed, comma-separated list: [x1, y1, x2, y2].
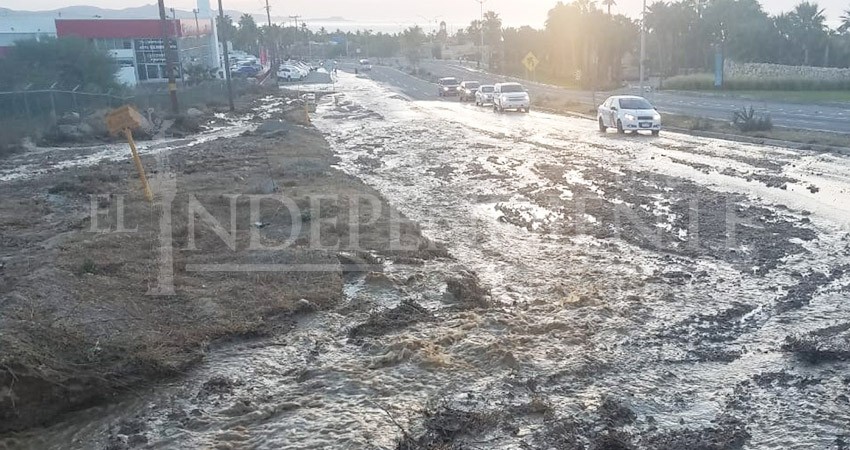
[790, 1, 827, 65]
[602, 0, 617, 15]
[839, 8, 850, 33]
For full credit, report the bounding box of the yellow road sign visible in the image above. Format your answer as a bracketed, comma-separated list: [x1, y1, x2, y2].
[522, 52, 540, 72]
[105, 105, 152, 202]
[105, 105, 145, 136]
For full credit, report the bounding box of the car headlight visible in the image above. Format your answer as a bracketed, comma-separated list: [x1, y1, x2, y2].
[443, 87, 449, 91]
[653, 114, 661, 121]
[625, 114, 636, 121]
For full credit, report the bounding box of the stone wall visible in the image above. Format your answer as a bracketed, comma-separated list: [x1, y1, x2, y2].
[725, 60, 850, 81]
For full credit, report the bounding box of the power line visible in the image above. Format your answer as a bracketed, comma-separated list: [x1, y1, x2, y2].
[289, 15, 301, 29]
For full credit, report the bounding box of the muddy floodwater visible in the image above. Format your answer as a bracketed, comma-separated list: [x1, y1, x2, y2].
[3, 73, 850, 449]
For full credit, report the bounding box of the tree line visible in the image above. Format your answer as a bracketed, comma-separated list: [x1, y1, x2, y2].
[5, 0, 849, 92]
[224, 0, 850, 88]
[645, 0, 850, 77]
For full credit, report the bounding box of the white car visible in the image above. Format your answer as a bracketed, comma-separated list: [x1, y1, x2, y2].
[359, 59, 372, 71]
[475, 85, 495, 106]
[598, 95, 661, 135]
[493, 82, 530, 113]
[278, 66, 305, 81]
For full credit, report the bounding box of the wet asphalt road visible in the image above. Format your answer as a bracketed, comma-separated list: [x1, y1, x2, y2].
[359, 60, 850, 133]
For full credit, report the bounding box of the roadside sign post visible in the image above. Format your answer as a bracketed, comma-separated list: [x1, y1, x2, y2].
[522, 52, 539, 82]
[106, 105, 153, 203]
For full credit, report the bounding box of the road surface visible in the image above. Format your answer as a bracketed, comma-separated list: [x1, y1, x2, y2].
[311, 71, 850, 448]
[365, 59, 850, 134]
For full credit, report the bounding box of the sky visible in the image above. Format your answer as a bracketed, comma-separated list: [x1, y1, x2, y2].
[3, 0, 848, 30]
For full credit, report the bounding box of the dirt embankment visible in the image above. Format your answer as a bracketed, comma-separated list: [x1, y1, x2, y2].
[0, 96, 446, 433]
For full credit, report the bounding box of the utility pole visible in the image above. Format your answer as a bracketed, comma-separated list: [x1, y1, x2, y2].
[474, 0, 485, 68]
[263, 0, 274, 65]
[639, 0, 646, 93]
[158, 0, 179, 113]
[289, 15, 301, 57]
[192, 8, 200, 34]
[217, 0, 235, 112]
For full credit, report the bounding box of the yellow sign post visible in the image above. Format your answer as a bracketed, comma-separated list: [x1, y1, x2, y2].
[522, 52, 540, 73]
[106, 105, 153, 203]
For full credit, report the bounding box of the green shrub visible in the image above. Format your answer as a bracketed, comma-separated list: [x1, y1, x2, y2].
[732, 106, 773, 132]
[664, 73, 850, 91]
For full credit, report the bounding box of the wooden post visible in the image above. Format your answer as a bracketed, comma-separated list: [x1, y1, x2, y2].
[124, 129, 153, 203]
[105, 105, 153, 203]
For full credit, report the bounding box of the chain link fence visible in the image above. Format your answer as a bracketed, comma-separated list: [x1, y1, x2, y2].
[0, 79, 250, 124]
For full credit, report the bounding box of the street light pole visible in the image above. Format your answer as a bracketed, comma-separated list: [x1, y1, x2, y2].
[475, 0, 485, 68]
[192, 8, 200, 34]
[639, 0, 646, 93]
[217, 0, 235, 112]
[158, 0, 179, 113]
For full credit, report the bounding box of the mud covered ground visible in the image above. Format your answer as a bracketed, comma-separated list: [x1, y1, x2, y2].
[0, 92, 453, 440]
[1, 73, 849, 450]
[311, 74, 850, 449]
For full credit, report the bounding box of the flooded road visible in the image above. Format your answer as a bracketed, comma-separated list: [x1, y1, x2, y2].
[3, 73, 849, 449]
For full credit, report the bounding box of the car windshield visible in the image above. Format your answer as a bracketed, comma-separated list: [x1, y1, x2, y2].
[465, 82, 480, 89]
[500, 84, 525, 93]
[440, 78, 459, 85]
[480, 86, 494, 93]
[618, 98, 654, 110]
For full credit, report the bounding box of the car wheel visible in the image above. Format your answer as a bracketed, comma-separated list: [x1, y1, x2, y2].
[598, 117, 607, 132]
[617, 120, 625, 134]
[524, 107, 530, 113]
[652, 130, 660, 136]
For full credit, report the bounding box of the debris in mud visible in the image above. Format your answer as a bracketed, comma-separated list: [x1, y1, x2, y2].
[254, 119, 291, 138]
[782, 322, 850, 364]
[599, 395, 637, 427]
[106, 417, 149, 450]
[752, 370, 821, 388]
[197, 375, 242, 399]
[532, 415, 635, 450]
[338, 251, 383, 273]
[364, 271, 397, 288]
[775, 266, 847, 313]
[444, 270, 491, 309]
[660, 302, 757, 344]
[348, 299, 433, 341]
[396, 400, 504, 450]
[640, 416, 750, 450]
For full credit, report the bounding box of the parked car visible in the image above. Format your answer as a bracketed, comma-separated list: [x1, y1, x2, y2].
[475, 85, 495, 106]
[459, 81, 481, 102]
[597, 95, 661, 135]
[437, 77, 460, 97]
[277, 66, 304, 81]
[232, 64, 260, 77]
[359, 59, 372, 71]
[282, 62, 309, 78]
[493, 82, 530, 113]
